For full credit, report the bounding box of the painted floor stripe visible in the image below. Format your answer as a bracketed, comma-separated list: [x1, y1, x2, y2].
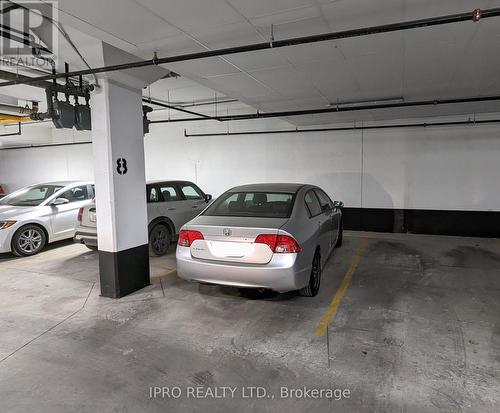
[150, 267, 177, 280]
[314, 237, 369, 337]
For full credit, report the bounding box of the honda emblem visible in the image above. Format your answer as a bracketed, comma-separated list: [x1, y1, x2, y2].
[223, 228, 232, 236]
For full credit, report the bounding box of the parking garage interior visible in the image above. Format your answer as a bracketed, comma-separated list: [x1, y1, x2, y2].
[0, 1, 499, 412]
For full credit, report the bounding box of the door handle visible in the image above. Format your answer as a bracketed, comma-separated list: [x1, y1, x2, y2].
[192, 206, 199, 209]
[168, 208, 176, 211]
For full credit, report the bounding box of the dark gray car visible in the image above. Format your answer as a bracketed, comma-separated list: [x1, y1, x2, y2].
[176, 183, 343, 296]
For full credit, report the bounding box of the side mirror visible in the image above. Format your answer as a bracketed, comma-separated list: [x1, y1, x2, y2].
[205, 194, 213, 203]
[51, 197, 70, 206]
[333, 200, 344, 209]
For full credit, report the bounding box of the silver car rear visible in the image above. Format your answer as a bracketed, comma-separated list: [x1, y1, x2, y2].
[176, 184, 343, 294]
[185, 216, 286, 264]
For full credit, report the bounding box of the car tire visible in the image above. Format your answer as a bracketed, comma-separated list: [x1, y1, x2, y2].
[149, 224, 171, 256]
[299, 252, 321, 297]
[12, 225, 47, 257]
[335, 220, 343, 248]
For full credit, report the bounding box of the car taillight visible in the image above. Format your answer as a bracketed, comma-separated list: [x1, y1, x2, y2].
[254, 234, 301, 253]
[77, 207, 84, 223]
[178, 230, 204, 247]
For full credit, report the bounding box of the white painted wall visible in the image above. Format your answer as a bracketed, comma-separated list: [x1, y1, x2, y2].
[144, 121, 363, 208]
[0, 143, 94, 193]
[1, 117, 499, 211]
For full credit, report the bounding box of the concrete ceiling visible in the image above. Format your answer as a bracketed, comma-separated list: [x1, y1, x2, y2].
[2, 0, 500, 126]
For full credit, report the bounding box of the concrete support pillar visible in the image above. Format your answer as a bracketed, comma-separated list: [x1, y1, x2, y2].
[91, 78, 150, 298]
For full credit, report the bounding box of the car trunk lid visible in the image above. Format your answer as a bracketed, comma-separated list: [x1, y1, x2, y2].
[185, 216, 288, 264]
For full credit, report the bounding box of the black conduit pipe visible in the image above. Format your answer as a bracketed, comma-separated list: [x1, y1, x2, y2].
[142, 98, 216, 120]
[0, 70, 92, 97]
[183, 119, 500, 137]
[0, 8, 499, 87]
[178, 99, 238, 108]
[150, 95, 500, 124]
[0, 140, 91, 151]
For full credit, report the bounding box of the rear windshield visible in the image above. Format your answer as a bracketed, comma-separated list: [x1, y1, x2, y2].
[204, 192, 295, 218]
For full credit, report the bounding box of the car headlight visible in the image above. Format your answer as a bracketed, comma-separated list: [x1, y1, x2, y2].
[0, 221, 16, 230]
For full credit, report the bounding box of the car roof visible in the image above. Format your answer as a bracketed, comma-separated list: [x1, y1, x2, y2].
[36, 180, 193, 188]
[41, 180, 191, 186]
[228, 183, 308, 193]
[37, 180, 92, 187]
[146, 179, 194, 185]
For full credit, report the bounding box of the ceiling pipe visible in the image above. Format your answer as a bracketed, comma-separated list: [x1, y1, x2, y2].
[0, 114, 31, 124]
[0, 7, 499, 87]
[149, 95, 500, 124]
[0, 69, 53, 89]
[0, 103, 32, 115]
[0, 140, 90, 150]
[142, 98, 216, 120]
[176, 98, 238, 108]
[184, 119, 500, 137]
[0, 69, 92, 97]
[3, 119, 51, 127]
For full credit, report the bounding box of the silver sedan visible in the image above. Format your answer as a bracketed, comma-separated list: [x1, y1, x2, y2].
[176, 183, 343, 296]
[0, 181, 94, 256]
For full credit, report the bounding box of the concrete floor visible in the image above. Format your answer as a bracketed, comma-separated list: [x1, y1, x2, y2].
[0, 232, 499, 412]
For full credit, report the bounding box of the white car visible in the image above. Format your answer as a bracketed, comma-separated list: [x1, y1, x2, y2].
[0, 181, 94, 256]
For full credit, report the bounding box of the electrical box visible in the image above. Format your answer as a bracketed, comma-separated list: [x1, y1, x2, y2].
[52, 99, 75, 129]
[75, 104, 92, 131]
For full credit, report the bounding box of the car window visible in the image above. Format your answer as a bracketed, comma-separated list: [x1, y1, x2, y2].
[159, 185, 179, 202]
[204, 192, 294, 218]
[59, 186, 89, 203]
[147, 186, 159, 203]
[180, 184, 203, 200]
[314, 189, 333, 212]
[305, 191, 322, 217]
[0, 184, 64, 206]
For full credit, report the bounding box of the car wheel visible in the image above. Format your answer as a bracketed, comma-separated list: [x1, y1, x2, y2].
[12, 225, 47, 256]
[335, 220, 343, 248]
[149, 224, 171, 256]
[299, 252, 322, 297]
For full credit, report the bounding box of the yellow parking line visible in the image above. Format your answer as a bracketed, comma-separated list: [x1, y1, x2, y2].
[150, 267, 177, 280]
[314, 237, 369, 337]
